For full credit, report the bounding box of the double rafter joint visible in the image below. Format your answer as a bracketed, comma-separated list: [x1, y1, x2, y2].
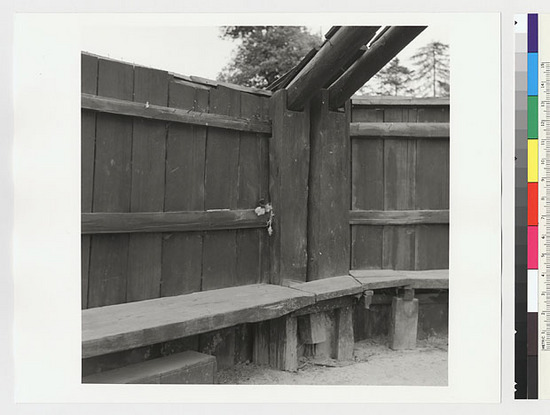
[328, 26, 427, 110]
[285, 26, 380, 111]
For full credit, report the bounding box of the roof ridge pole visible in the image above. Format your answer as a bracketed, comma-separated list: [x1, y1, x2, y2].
[328, 26, 427, 110]
[285, 26, 380, 111]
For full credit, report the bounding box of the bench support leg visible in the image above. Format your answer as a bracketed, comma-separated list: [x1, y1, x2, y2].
[252, 316, 298, 371]
[334, 306, 354, 360]
[299, 312, 327, 345]
[390, 289, 419, 350]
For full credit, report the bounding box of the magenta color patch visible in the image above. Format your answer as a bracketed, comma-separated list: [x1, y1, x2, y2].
[528, 226, 538, 269]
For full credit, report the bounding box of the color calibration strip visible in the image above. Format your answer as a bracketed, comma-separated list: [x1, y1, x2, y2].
[515, 14, 529, 399]
[528, 13, 539, 399]
[539, 14, 550, 400]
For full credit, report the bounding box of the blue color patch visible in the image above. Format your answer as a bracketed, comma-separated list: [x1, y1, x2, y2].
[528, 53, 538, 96]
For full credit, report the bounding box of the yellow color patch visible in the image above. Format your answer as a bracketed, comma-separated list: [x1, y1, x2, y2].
[528, 139, 538, 182]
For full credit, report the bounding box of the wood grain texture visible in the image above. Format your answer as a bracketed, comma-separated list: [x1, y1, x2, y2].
[384, 138, 416, 210]
[253, 321, 270, 365]
[417, 106, 450, 122]
[390, 297, 419, 350]
[349, 209, 449, 225]
[126, 66, 169, 303]
[162, 81, 208, 297]
[351, 225, 383, 269]
[81, 54, 98, 309]
[415, 224, 450, 270]
[351, 138, 383, 211]
[81, 93, 271, 134]
[351, 97, 449, 106]
[82, 284, 315, 358]
[416, 139, 450, 210]
[285, 26, 379, 110]
[334, 306, 354, 360]
[82, 210, 269, 234]
[236, 92, 269, 286]
[350, 107, 384, 123]
[350, 122, 449, 138]
[308, 91, 350, 280]
[349, 269, 449, 289]
[269, 90, 310, 284]
[382, 225, 416, 270]
[287, 275, 363, 301]
[329, 26, 426, 108]
[298, 313, 327, 344]
[83, 351, 216, 384]
[269, 315, 298, 371]
[88, 58, 134, 307]
[203, 86, 241, 290]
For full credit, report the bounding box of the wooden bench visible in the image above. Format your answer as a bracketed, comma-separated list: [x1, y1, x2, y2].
[82, 270, 448, 380]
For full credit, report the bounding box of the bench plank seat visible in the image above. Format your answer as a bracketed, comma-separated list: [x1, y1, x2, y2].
[82, 284, 315, 358]
[350, 269, 449, 290]
[286, 275, 363, 301]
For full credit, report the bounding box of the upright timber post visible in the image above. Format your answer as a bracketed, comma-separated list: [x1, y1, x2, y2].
[390, 287, 419, 350]
[308, 89, 351, 280]
[269, 89, 310, 284]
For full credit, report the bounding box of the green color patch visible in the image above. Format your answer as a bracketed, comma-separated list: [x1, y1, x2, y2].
[528, 95, 538, 139]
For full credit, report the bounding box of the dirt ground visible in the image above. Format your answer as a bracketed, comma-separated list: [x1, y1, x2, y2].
[217, 336, 448, 385]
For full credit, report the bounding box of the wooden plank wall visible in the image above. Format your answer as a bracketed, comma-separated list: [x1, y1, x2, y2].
[350, 98, 450, 270]
[81, 54, 270, 309]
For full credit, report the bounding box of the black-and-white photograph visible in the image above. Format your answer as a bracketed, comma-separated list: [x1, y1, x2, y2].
[79, 24, 450, 386]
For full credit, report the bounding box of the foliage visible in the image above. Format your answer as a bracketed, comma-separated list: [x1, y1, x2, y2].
[217, 26, 322, 89]
[410, 41, 450, 97]
[373, 58, 414, 96]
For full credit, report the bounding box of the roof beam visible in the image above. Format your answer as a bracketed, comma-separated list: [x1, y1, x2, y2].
[285, 26, 380, 111]
[328, 26, 427, 109]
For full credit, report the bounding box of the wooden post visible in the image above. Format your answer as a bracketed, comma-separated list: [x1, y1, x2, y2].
[334, 306, 354, 360]
[328, 26, 427, 109]
[269, 316, 298, 371]
[390, 288, 419, 350]
[307, 90, 350, 280]
[269, 90, 310, 284]
[299, 313, 327, 344]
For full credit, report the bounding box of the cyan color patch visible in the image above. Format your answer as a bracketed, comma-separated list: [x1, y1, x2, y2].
[528, 53, 538, 96]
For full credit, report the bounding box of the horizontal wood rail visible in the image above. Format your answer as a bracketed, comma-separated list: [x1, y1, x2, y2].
[350, 209, 449, 225]
[349, 122, 449, 138]
[351, 96, 450, 106]
[81, 93, 272, 134]
[82, 209, 269, 234]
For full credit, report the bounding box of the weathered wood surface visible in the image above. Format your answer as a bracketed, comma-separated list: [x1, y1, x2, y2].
[87, 58, 134, 308]
[350, 122, 449, 138]
[329, 26, 426, 109]
[390, 297, 419, 350]
[269, 316, 299, 371]
[349, 209, 449, 225]
[82, 284, 315, 358]
[81, 54, 98, 309]
[83, 351, 216, 384]
[308, 91, 350, 280]
[285, 26, 379, 110]
[81, 93, 272, 134]
[162, 79, 207, 297]
[298, 313, 327, 344]
[287, 275, 363, 302]
[202, 86, 241, 291]
[269, 90, 310, 284]
[126, 66, 169, 302]
[351, 96, 450, 106]
[292, 296, 354, 317]
[350, 269, 449, 289]
[82, 210, 269, 234]
[334, 306, 354, 360]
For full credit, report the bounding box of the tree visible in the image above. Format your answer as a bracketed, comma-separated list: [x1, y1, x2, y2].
[217, 26, 322, 89]
[356, 58, 414, 97]
[373, 58, 414, 96]
[410, 41, 450, 97]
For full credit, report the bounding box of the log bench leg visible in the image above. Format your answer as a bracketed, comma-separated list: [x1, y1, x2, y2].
[390, 288, 419, 350]
[253, 315, 298, 371]
[334, 306, 354, 360]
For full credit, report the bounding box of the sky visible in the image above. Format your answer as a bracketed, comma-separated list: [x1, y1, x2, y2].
[82, 25, 449, 83]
